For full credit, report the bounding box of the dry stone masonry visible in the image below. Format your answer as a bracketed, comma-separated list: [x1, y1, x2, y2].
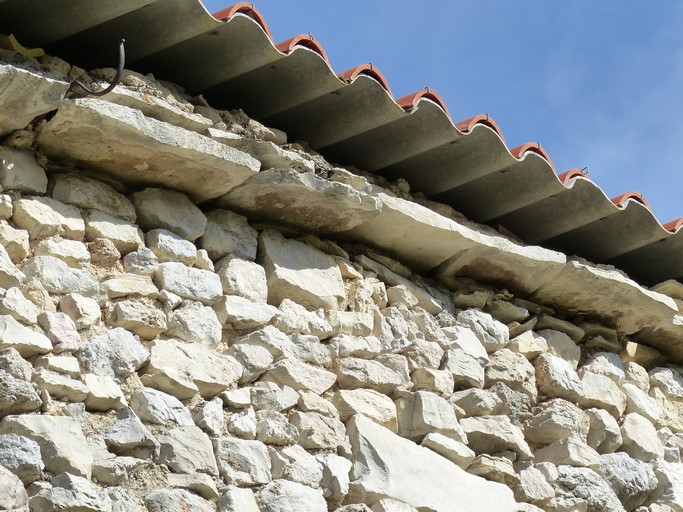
[0, 50, 682, 512]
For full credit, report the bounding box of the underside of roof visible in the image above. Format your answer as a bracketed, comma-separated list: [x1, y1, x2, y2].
[1, 0, 680, 286]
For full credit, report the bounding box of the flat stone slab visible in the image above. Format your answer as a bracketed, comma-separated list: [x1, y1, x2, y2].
[219, 168, 380, 233]
[0, 64, 68, 137]
[37, 98, 260, 202]
[346, 414, 516, 511]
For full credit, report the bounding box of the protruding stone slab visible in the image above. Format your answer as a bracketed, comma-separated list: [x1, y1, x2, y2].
[219, 168, 381, 233]
[0, 315, 52, 357]
[0, 64, 68, 136]
[131, 187, 207, 241]
[37, 99, 260, 202]
[0, 147, 48, 194]
[346, 414, 517, 511]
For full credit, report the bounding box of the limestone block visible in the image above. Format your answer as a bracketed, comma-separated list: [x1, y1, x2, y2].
[130, 187, 207, 241]
[0, 245, 25, 289]
[624, 361, 650, 392]
[164, 302, 219, 346]
[122, 247, 159, 276]
[250, 383, 299, 413]
[346, 414, 517, 511]
[534, 352, 584, 402]
[586, 407, 623, 454]
[621, 341, 664, 368]
[396, 391, 466, 442]
[0, 194, 11, 220]
[155, 262, 222, 305]
[328, 335, 382, 361]
[199, 209, 258, 261]
[38, 311, 81, 353]
[0, 433, 43, 485]
[228, 407, 256, 439]
[327, 310, 375, 337]
[598, 452, 657, 510]
[512, 465, 554, 505]
[460, 415, 533, 460]
[146, 228, 196, 265]
[456, 309, 509, 353]
[578, 371, 627, 418]
[34, 355, 80, 378]
[485, 348, 537, 400]
[317, 453, 352, 505]
[534, 438, 601, 469]
[650, 367, 683, 400]
[260, 229, 345, 310]
[270, 443, 322, 487]
[263, 357, 337, 395]
[255, 479, 327, 512]
[0, 348, 32, 381]
[579, 351, 625, 385]
[24, 256, 99, 297]
[142, 339, 242, 398]
[109, 300, 167, 340]
[192, 397, 223, 437]
[0, 414, 92, 478]
[157, 426, 218, 475]
[32, 367, 88, 402]
[401, 339, 444, 371]
[59, 294, 101, 330]
[0, 315, 51, 357]
[52, 173, 136, 222]
[218, 486, 260, 512]
[524, 398, 590, 444]
[0, 222, 29, 262]
[421, 432, 475, 469]
[101, 273, 158, 299]
[167, 473, 218, 501]
[216, 256, 268, 302]
[440, 325, 489, 363]
[130, 388, 194, 427]
[332, 389, 397, 431]
[299, 392, 337, 417]
[213, 295, 278, 330]
[76, 328, 149, 381]
[83, 374, 127, 411]
[84, 209, 144, 254]
[215, 437, 271, 486]
[0, 64, 67, 136]
[102, 407, 160, 460]
[386, 285, 419, 309]
[38, 99, 260, 203]
[144, 489, 213, 512]
[621, 413, 665, 462]
[467, 454, 518, 487]
[441, 348, 485, 389]
[255, 409, 299, 446]
[450, 388, 502, 417]
[219, 168, 380, 234]
[0, 287, 38, 325]
[649, 461, 683, 510]
[87, 237, 121, 265]
[0, 370, 42, 418]
[272, 299, 334, 338]
[1, 146, 47, 195]
[290, 411, 348, 451]
[507, 330, 548, 359]
[623, 382, 661, 423]
[34, 238, 90, 268]
[337, 357, 403, 394]
[410, 367, 454, 396]
[12, 196, 84, 240]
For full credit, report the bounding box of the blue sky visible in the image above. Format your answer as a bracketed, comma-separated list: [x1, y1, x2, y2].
[202, 1, 683, 225]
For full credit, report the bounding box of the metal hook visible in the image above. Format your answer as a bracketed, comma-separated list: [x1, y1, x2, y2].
[64, 38, 125, 99]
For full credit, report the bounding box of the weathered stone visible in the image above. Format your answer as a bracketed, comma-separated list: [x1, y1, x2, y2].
[648, 461, 683, 510]
[327, 310, 375, 337]
[623, 382, 661, 423]
[450, 388, 502, 417]
[333, 389, 397, 431]
[24, 256, 99, 297]
[507, 330, 548, 359]
[39, 99, 260, 202]
[580, 352, 625, 385]
[546, 465, 623, 512]
[215, 437, 271, 486]
[30, 473, 107, 512]
[456, 309, 509, 353]
[34, 354, 80, 377]
[524, 398, 590, 445]
[513, 465, 554, 505]
[534, 352, 584, 401]
[12, 196, 84, 240]
[144, 488, 214, 512]
[0, 194, 10, 220]
[130, 388, 194, 427]
[146, 229, 197, 265]
[467, 454, 518, 486]
[0, 64, 67, 136]
[142, 339, 242, 398]
[255, 479, 327, 512]
[271, 299, 333, 338]
[270, 443, 322, 487]
[410, 367, 454, 396]
[650, 367, 683, 400]
[599, 452, 657, 510]
[421, 432, 475, 469]
[337, 357, 403, 394]
[386, 285, 419, 309]
[400, 339, 444, 371]
[250, 383, 299, 412]
[346, 414, 516, 511]
[59, 293, 101, 329]
[0, 245, 24, 290]
[440, 324, 489, 363]
[216, 256, 267, 303]
[624, 361, 650, 392]
[77, 328, 149, 381]
[155, 262, 222, 305]
[260, 229, 345, 310]
[84, 209, 144, 254]
[264, 357, 337, 395]
[214, 294, 277, 330]
[0, 414, 92, 478]
[586, 408, 623, 453]
[578, 371, 627, 418]
[0, 146, 47, 194]
[0, 348, 32, 381]
[316, 453, 352, 505]
[52, 173, 136, 221]
[122, 247, 159, 276]
[0, 433, 43, 485]
[0, 222, 29, 262]
[395, 390, 466, 442]
[0, 287, 37, 325]
[130, 187, 208, 241]
[290, 411, 347, 451]
[87, 237, 121, 265]
[32, 367, 88, 402]
[0, 315, 51, 357]
[441, 348, 485, 389]
[227, 406, 256, 439]
[218, 486, 260, 512]
[485, 348, 537, 400]
[534, 438, 601, 469]
[166, 302, 221, 345]
[38, 311, 81, 352]
[0, 464, 27, 511]
[460, 415, 532, 460]
[255, 410, 299, 445]
[0, 370, 42, 418]
[621, 341, 663, 368]
[486, 299, 529, 324]
[652, 387, 683, 433]
[200, 209, 258, 261]
[82, 373, 126, 411]
[621, 412, 665, 461]
[34, 238, 90, 268]
[109, 300, 167, 339]
[101, 274, 158, 301]
[103, 407, 160, 460]
[167, 473, 219, 501]
[157, 426, 218, 475]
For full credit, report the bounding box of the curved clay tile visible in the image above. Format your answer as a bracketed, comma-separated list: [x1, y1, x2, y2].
[663, 218, 683, 232]
[338, 64, 393, 97]
[510, 142, 554, 169]
[212, 2, 273, 40]
[455, 114, 507, 145]
[397, 88, 450, 116]
[611, 191, 650, 209]
[275, 34, 330, 64]
[557, 168, 588, 184]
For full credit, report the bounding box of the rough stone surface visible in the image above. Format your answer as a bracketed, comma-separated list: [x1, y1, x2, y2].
[337, 357, 403, 394]
[200, 209, 259, 261]
[77, 328, 149, 381]
[0, 147, 48, 194]
[333, 389, 397, 431]
[586, 408, 623, 454]
[155, 262, 222, 305]
[524, 398, 590, 445]
[0, 315, 52, 357]
[12, 196, 84, 240]
[0, 222, 29, 263]
[24, 256, 99, 297]
[599, 452, 657, 510]
[131, 187, 207, 241]
[534, 352, 584, 402]
[84, 209, 144, 254]
[255, 479, 327, 512]
[52, 173, 136, 221]
[460, 415, 532, 460]
[620, 412, 665, 462]
[455, 309, 509, 353]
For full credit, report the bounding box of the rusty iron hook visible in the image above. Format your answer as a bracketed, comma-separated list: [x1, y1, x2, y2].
[64, 38, 125, 99]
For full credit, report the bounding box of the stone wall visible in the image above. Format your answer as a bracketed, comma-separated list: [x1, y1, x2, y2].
[0, 54, 682, 512]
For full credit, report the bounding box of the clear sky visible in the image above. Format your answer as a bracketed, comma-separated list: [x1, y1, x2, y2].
[201, 1, 683, 225]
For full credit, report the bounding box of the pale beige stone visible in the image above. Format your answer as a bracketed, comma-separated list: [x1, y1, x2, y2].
[621, 413, 665, 461]
[12, 196, 84, 240]
[34, 238, 90, 268]
[84, 209, 144, 254]
[52, 173, 136, 222]
[0, 147, 47, 194]
[578, 371, 626, 418]
[0, 222, 29, 263]
[534, 438, 601, 469]
[332, 389, 397, 431]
